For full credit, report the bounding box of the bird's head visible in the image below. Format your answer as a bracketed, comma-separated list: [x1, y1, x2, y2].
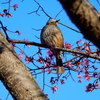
[46, 19, 60, 25]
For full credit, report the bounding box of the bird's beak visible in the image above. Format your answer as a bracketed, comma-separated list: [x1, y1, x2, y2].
[56, 19, 60, 22]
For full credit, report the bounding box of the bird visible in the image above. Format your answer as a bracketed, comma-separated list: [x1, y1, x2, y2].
[40, 19, 65, 74]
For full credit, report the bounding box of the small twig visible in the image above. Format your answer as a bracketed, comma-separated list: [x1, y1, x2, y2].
[32, 28, 41, 31]
[69, 70, 76, 82]
[34, 0, 51, 18]
[28, 7, 40, 16]
[58, 22, 81, 33]
[14, 45, 27, 56]
[0, 20, 9, 39]
[63, 56, 80, 64]
[7, 29, 16, 33]
[42, 70, 45, 91]
[35, 36, 40, 39]
[6, 93, 10, 100]
[96, 0, 100, 5]
[55, 9, 63, 19]
[31, 61, 40, 69]
[22, 0, 25, 2]
[8, 0, 11, 12]
[0, 1, 9, 4]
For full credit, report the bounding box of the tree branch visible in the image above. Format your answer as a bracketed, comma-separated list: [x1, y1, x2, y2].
[58, 0, 100, 48]
[0, 32, 48, 100]
[8, 39, 100, 61]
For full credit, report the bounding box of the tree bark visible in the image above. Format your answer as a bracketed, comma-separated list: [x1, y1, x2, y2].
[59, 0, 100, 48]
[0, 31, 48, 100]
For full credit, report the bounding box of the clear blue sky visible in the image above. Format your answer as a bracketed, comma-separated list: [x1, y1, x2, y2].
[0, 0, 100, 100]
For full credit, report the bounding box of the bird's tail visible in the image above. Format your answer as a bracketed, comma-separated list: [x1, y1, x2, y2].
[56, 54, 65, 74]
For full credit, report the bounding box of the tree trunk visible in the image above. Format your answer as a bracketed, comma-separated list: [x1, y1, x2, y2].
[0, 31, 48, 100]
[59, 0, 100, 48]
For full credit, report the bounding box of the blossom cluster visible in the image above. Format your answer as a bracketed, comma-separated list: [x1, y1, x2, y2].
[0, 4, 18, 17]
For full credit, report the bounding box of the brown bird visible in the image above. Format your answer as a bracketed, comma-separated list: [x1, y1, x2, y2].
[40, 19, 65, 74]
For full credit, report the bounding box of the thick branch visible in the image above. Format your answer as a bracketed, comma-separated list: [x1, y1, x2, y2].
[59, 0, 100, 48]
[8, 39, 100, 61]
[0, 32, 48, 100]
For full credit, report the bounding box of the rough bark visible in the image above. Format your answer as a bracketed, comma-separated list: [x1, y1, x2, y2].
[58, 0, 100, 48]
[0, 31, 48, 100]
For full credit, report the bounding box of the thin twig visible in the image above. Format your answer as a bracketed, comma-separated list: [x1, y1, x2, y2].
[32, 28, 41, 31]
[6, 93, 10, 100]
[42, 70, 45, 91]
[35, 36, 40, 39]
[55, 9, 63, 19]
[22, 0, 25, 2]
[58, 22, 81, 33]
[69, 70, 76, 82]
[63, 56, 81, 64]
[96, 0, 100, 5]
[34, 0, 51, 18]
[28, 7, 40, 16]
[14, 45, 27, 56]
[0, 20, 9, 39]
[7, 29, 16, 33]
[8, 0, 11, 12]
[0, 1, 9, 4]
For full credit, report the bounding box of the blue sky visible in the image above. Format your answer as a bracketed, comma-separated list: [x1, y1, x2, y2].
[0, 0, 100, 100]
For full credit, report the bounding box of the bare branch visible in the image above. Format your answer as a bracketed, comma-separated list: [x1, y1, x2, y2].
[28, 0, 51, 18]
[0, 21, 9, 39]
[0, 1, 9, 4]
[8, 0, 11, 12]
[32, 28, 42, 31]
[28, 7, 40, 16]
[58, 22, 81, 33]
[55, 9, 63, 19]
[1, 20, 100, 61]
[8, 39, 100, 61]
[34, 0, 51, 18]
[96, 0, 100, 5]
[6, 93, 10, 100]
[22, 0, 25, 2]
